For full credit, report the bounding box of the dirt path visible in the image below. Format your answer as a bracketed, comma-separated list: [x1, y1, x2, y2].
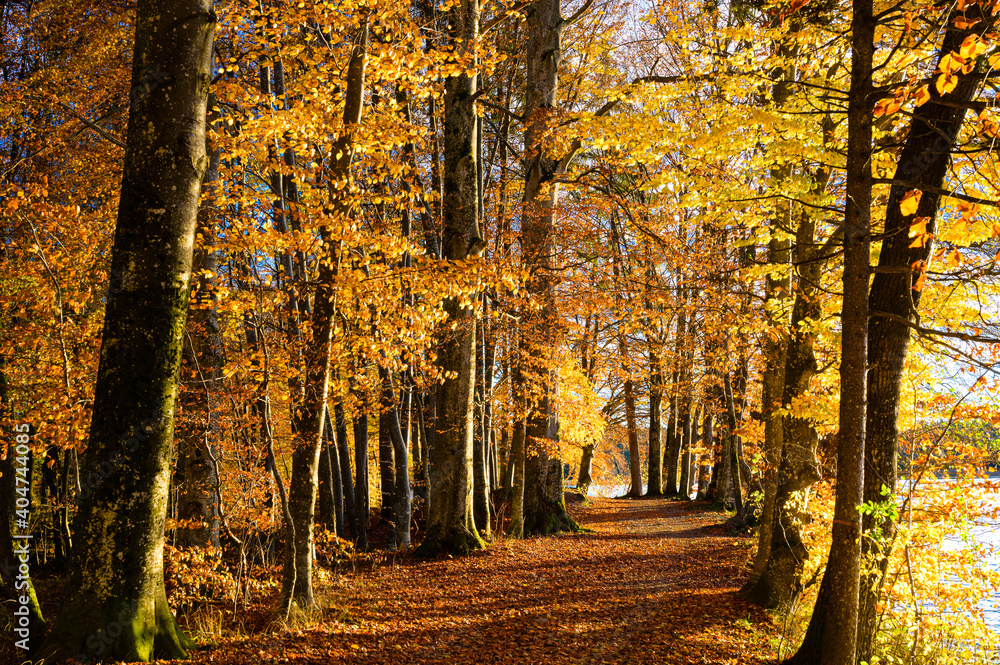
[187, 497, 777, 664]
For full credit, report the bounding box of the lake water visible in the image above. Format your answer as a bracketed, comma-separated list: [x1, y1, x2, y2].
[938, 478, 1000, 634]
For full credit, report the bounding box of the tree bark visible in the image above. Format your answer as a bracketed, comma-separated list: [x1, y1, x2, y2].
[786, 0, 873, 659]
[514, 0, 579, 536]
[696, 411, 713, 500]
[742, 29, 796, 592]
[509, 416, 527, 538]
[278, 20, 368, 609]
[645, 346, 664, 496]
[331, 394, 358, 543]
[723, 371, 744, 514]
[622, 368, 642, 497]
[742, 228, 791, 593]
[679, 402, 698, 500]
[36, 1, 214, 658]
[577, 443, 595, 495]
[352, 406, 370, 551]
[378, 406, 396, 528]
[319, 407, 345, 539]
[416, 0, 485, 556]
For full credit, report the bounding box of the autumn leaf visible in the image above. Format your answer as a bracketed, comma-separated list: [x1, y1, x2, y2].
[908, 216, 932, 247]
[947, 249, 963, 268]
[936, 72, 958, 95]
[913, 86, 931, 106]
[908, 217, 929, 238]
[959, 35, 987, 59]
[939, 52, 962, 74]
[874, 98, 901, 117]
[900, 189, 922, 217]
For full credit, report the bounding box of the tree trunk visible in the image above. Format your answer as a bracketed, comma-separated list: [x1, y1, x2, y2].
[745, 189, 825, 609]
[716, 376, 735, 508]
[379, 368, 411, 548]
[742, 233, 790, 592]
[723, 371, 744, 514]
[279, 20, 367, 609]
[473, 317, 490, 535]
[176, 105, 222, 549]
[414, 390, 432, 506]
[483, 315, 498, 497]
[378, 407, 396, 528]
[679, 402, 698, 500]
[785, 1, 872, 659]
[416, 0, 485, 556]
[352, 407, 370, 551]
[36, 2, 214, 658]
[330, 396, 357, 543]
[510, 0, 579, 537]
[509, 417, 527, 538]
[645, 347, 664, 497]
[742, 29, 797, 591]
[319, 408, 345, 539]
[696, 411, 713, 500]
[577, 443, 595, 495]
[623, 372, 642, 497]
[664, 285, 687, 497]
[856, 12, 985, 660]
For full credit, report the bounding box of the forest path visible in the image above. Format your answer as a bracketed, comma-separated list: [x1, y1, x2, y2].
[188, 498, 777, 664]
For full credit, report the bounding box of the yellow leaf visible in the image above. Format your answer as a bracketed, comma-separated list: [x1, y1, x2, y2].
[959, 35, 987, 58]
[900, 189, 922, 217]
[990, 53, 1000, 70]
[908, 216, 930, 239]
[940, 52, 962, 74]
[913, 86, 931, 106]
[936, 72, 958, 95]
[947, 249, 963, 268]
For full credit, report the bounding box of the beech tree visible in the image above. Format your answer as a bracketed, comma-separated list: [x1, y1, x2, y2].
[857, 4, 996, 659]
[3, 0, 1000, 662]
[785, 0, 873, 658]
[417, 0, 486, 556]
[35, 0, 215, 660]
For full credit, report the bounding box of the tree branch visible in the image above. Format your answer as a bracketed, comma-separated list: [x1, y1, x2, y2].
[57, 101, 126, 149]
[563, 0, 597, 26]
[873, 178, 1000, 208]
[872, 310, 1000, 344]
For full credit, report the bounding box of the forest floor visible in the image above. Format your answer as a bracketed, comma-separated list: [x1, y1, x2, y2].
[176, 496, 780, 665]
